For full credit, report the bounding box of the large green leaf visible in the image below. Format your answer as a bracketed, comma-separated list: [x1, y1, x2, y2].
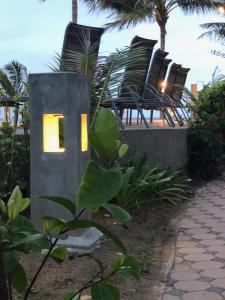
[51, 246, 67, 262]
[94, 108, 120, 139]
[40, 197, 76, 216]
[64, 290, 80, 300]
[3, 251, 20, 273]
[90, 132, 121, 160]
[66, 219, 127, 254]
[42, 216, 67, 234]
[102, 203, 131, 222]
[118, 144, 129, 158]
[11, 263, 27, 294]
[8, 215, 37, 234]
[91, 281, 120, 300]
[9, 233, 50, 251]
[7, 186, 23, 220]
[0, 199, 7, 214]
[77, 160, 122, 210]
[112, 255, 140, 280]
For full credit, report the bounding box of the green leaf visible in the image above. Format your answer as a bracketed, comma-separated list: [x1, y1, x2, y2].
[9, 233, 50, 251]
[3, 251, 20, 273]
[42, 216, 67, 234]
[11, 263, 27, 294]
[94, 108, 120, 139]
[19, 198, 30, 213]
[118, 144, 129, 158]
[8, 215, 37, 234]
[113, 255, 140, 281]
[40, 197, 76, 216]
[7, 186, 22, 220]
[91, 281, 120, 300]
[51, 246, 67, 262]
[102, 203, 131, 222]
[0, 199, 7, 214]
[90, 132, 121, 160]
[64, 290, 80, 300]
[77, 160, 122, 210]
[66, 219, 127, 254]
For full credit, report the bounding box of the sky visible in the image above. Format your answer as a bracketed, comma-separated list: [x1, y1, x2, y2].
[0, 0, 225, 90]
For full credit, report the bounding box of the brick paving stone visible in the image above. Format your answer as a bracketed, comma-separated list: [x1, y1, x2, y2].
[192, 233, 217, 240]
[192, 261, 224, 271]
[212, 278, 225, 288]
[177, 241, 199, 248]
[171, 272, 199, 281]
[182, 291, 223, 300]
[163, 295, 181, 300]
[215, 252, 225, 259]
[174, 280, 211, 292]
[177, 247, 205, 254]
[183, 253, 214, 262]
[207, 246, 225, 253]
[199, 239, 225, 246]
[201, 269, 225, 278]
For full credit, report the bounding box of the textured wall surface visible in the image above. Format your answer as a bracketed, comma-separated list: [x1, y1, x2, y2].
[121, 127, 189, 170]
[29, 72, 90, 230]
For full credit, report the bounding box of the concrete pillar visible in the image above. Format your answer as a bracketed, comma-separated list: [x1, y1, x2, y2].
[29, 72, 101, 252]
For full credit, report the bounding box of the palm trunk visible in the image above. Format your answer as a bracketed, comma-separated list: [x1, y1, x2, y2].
[160, 23, 166, 51]
[0, 252, 9, 300]
[72, 0, 78, 23]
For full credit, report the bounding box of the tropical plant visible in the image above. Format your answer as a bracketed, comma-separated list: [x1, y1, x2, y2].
[84, 0, 220, 50]
[0, 122, 29, 197]
[50, 44, 146, 121]
[0, 61, 28, 192]
[199, 21, 225, 43]
[0, 109, 139, 300]
[117, 153, 190, 210]
[188, 80, 225, 178]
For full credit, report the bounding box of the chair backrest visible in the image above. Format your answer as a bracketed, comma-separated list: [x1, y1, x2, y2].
[61, 22, 104, 72]
[146, 49, 169, 88]
[157, 58, 172, 91]
[143, 49, 169, 99]
[170, 67, 190, 100]
[119, 36, 157, 98]
[164, 63, 182, 97]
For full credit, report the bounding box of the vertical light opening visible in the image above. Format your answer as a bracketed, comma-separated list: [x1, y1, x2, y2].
[81, 113, 88, 152]
[43, 114, 65, 152]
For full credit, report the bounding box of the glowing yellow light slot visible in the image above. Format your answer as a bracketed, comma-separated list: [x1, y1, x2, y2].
[161, 80, 167, 93]
[43, 114, 65, 153]
[81, 114, 88, 152]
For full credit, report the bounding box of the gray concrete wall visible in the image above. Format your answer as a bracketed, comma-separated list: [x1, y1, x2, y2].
[121, 127, 189, 170]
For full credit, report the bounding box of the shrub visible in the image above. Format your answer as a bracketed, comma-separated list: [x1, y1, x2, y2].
[188, 81, 225, 178]
[0, 122, 30, 197]
[117, 153, 190, 210]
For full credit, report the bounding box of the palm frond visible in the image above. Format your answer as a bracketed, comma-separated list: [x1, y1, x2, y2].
[199, 22, 225, 44]
[92, 45, 147, 122]
[3, 61, 27, 96]
[177, 0, 220, 14]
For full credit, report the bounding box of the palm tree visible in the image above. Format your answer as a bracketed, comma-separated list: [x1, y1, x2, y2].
[84, 0, 221, 51]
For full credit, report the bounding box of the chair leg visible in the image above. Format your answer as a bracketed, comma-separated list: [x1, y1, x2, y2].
[150, 109, 153, 123]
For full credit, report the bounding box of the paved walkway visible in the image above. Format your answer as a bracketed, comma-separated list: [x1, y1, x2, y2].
[163, 177, 225, 300]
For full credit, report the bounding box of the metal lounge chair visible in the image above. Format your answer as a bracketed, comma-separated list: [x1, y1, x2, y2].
[140, 49, 179, 127]
[102, 35, 157, 128]
[61, 23, 104, 72]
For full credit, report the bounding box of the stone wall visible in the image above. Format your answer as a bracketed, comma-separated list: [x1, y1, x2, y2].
[121, 127, 189, 170]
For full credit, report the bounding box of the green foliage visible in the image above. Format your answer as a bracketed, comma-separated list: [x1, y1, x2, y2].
[188, 80, 225, 178]
[117, 153, 190, 210]
[0, 122, 29, 197]
[0, 186, 50, 295]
